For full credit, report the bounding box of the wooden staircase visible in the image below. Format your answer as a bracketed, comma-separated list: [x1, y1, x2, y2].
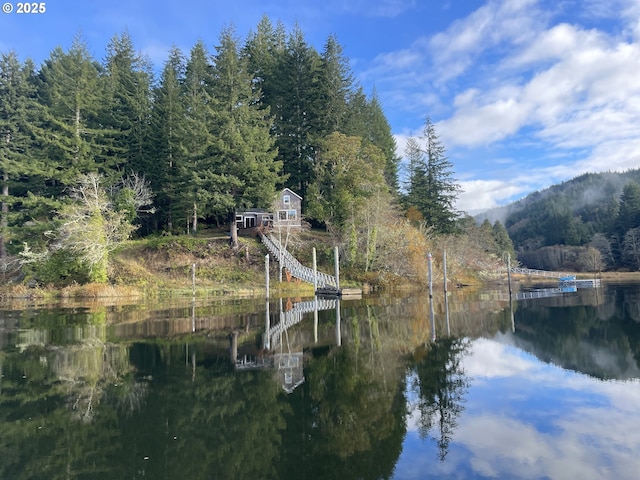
[260, 233, 338, 291]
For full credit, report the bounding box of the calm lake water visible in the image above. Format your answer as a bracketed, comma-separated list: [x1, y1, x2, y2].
[1, 282, 640, 479]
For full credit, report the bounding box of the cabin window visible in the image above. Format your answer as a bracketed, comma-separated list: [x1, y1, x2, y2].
[278, 210, 287, 220]
[287, 210, 297, 220]
[283, 194, 290, 205]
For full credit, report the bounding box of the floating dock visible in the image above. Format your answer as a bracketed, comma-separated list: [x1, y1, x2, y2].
[559, 278, 601, 288]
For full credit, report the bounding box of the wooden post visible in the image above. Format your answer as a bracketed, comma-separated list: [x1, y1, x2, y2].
[312, 247, 318, 292]
[264, 299, 270, 350]
[443, 250, 448, 293]
[445, 293, 450, 337]
[313, 295, 319, 343]
[428, 252, 433, 299]
[192, 263, 196, 299]
[278, 242, 283, 282]
[507, 254, 512, 297]
[265, 254, 270, 299]
[430, 299, 436, 342]
[335, 298, 342, 347]
[334, 246, 340, 291]
[191, 299, 195, 333]
[230, 331, 238, 366]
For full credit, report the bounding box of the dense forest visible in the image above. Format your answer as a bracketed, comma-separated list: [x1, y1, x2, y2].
[479, 170, 640, 271]
[1, 16, 514, 286]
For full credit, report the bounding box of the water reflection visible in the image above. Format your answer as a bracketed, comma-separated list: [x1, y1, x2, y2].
[1, 284, 640, 479]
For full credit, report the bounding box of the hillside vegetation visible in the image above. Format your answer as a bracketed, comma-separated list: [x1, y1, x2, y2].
[1, 18, 515, 294]
[479, 169, 640, 271]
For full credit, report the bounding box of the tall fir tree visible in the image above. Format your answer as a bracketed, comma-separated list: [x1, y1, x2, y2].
[403, 136, 427, 213]
[37, 37, 103, 183]
[0, 52, 50, 261]
[149, 46, 186, 232]
[242, 16, 285, 108]
[99, 32, 154, 179]
[209, 27, 280, 247]
[271, 25, 322, 198]
[180, 40, 216, 234]
[366, 91, 400, 193]
[406, 117, 460, 234]
[318, 34, 354, 136]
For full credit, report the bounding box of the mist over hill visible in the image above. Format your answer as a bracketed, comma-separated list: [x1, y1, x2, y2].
[476, 170, 640, 271]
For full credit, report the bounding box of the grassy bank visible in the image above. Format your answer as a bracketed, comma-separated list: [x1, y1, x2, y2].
[1, 231, 340, 301]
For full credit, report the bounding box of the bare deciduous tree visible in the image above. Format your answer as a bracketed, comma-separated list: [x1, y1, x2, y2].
[57, 173, 137, 281]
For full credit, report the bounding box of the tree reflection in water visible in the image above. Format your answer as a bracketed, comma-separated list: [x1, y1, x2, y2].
[408, 337, 470, 461]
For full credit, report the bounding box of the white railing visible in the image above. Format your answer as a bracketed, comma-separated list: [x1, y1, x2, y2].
[260, 233, 338, 289]
[269, 298, 338, 341]
[508, 267, 573, 278]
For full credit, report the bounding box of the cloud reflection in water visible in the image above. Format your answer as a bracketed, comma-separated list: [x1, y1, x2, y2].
[396, 337, 640, 480]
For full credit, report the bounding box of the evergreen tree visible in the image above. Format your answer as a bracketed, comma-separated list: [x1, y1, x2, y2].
[307, 132, 386, 230]
[149, 46, 186, 232]
[271, 25, 322, 198]
[0, 52, 49, 262]
[242, 16, 285, 107]
[208, 27, 280, 247]
[179, 40, 216, 234]
[367, 91, 400, 193]
[403, 136, 427, 212]
[492, 220, 515, 260]
[37, 36, 103, 182]
[615, 182, 640, 236]
[318, 34, 353, 135]
[99, 32, 154, 178]
[344, 89, 400, 193]
[406, 117, 460, 234]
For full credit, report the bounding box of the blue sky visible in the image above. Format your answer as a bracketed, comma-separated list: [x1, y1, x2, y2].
[2, 0, 640, 213]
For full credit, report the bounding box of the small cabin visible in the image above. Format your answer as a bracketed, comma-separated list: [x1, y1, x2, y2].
[273, 188, 302, 230]
[235, 209, 272, 230]
[236, 188, 302, 232]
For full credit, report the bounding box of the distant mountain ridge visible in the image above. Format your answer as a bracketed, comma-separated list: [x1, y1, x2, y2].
[476, 169, 640, 271]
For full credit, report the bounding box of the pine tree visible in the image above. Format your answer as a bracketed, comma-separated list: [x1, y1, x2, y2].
[492, 220, 515, 260]
[209, 27, 280, 247]
[242, 16, 285, 106]
[307, 132, 386, 230]
[615, 182, 640, 236]
[404, 136, 427, 212]
[366, 91, 400, 192]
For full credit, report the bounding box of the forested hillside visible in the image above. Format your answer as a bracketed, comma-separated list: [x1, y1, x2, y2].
[1, 16, 515, 288]
[0, 17, 404, 282]
[479, 170, 640, 271]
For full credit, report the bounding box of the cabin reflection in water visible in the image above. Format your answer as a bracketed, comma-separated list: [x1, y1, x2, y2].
[229, 296, 341, 393]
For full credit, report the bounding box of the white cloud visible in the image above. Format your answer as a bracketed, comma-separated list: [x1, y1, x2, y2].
[457, 179, 525, 212]
[368, 0, 640, 208]
[429, 0, 544, 82]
